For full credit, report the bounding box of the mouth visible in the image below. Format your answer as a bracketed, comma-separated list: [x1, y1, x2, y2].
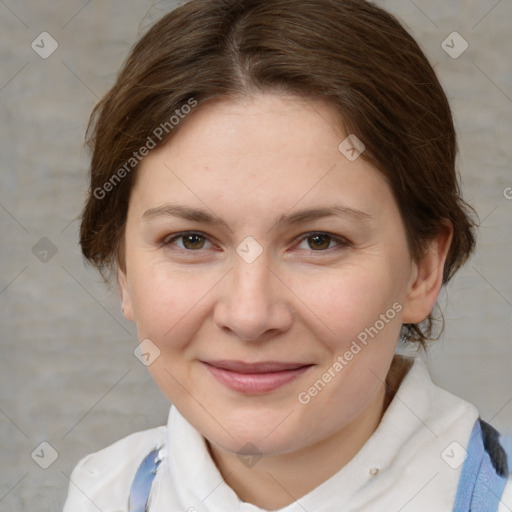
[201, 360, 314, 394]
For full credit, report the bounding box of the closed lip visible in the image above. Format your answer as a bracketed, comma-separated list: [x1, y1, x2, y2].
[202, 360, 313, 373]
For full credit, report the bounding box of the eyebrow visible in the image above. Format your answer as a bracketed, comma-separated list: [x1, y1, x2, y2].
[142, 203, 372, 229]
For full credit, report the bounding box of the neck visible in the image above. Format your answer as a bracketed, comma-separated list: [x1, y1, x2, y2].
[207, 382, 388, 510]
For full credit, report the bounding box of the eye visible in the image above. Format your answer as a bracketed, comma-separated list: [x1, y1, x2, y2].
[161, 231, 349, 254]
[163, 232, 214, 251]
[296, 232, 349, 252]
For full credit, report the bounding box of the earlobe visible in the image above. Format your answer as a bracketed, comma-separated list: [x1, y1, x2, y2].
[401, 221, 453, 324]
[118, 268, 135, 321]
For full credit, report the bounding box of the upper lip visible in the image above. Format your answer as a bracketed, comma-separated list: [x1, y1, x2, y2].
[203, 360, 312, 373]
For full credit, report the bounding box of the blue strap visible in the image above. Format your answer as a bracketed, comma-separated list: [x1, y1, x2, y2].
[129, 449, 162, 512]
[452, 419, 508, 511]
[129, 420, 509, 512]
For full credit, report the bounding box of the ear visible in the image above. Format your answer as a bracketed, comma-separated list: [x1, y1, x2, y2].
[401, 221, 453, 324]
[118, 268, 135, 321]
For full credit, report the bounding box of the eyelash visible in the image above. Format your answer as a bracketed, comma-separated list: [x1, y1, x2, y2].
[162, 231, 350, 254]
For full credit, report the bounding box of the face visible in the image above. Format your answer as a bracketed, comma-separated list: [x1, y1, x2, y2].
[119, 92, 427, 457]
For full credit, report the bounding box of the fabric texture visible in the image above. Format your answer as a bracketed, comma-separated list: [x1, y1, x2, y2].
[129, 449, 162, 512]
[128, 418, 509, 512]
[63, 354, 512, 512]
[450, 418, 508, 511]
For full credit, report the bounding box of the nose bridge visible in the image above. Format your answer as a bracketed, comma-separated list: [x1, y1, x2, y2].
[229, 234, 274, 297]
[214, 240, 292, 341]
[231, 244, 274, 312]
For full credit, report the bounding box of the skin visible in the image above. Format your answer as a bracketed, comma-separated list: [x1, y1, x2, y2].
[118, 92, 453, 509]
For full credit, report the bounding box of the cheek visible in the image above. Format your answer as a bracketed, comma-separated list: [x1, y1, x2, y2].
[290, 262, 404, 347]
[291, 266, 403, 430]
[128, 264, 207, 346]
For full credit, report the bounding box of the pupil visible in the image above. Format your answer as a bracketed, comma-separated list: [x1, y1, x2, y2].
[185, 234, 203, 249]
[309, 235, 329, 250]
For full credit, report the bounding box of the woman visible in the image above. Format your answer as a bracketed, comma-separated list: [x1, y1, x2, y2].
[64, 0, 512, 510]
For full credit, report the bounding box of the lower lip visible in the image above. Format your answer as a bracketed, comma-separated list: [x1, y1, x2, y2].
[204, 363, 312, 394]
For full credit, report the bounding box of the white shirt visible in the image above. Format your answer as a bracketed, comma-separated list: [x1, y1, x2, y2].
[63, 355, 512, 511]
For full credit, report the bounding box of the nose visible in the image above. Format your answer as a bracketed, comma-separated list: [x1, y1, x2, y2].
[213, 249, 294, 342]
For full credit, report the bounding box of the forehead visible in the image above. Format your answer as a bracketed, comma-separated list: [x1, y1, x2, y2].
[131, 93, 396, 224]
[154, 93, 344, 169]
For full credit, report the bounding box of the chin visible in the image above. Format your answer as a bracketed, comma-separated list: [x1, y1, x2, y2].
[202, 417, 313, 458]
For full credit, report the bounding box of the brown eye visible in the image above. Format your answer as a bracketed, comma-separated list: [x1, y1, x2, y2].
[164, 232, 212, 251]
[181, 234, 206, 250]
[296, 232, 349, 253]
[307, 234, 332, 250]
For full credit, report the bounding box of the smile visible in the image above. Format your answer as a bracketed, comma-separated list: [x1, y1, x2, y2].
[202, 360, 314, 394]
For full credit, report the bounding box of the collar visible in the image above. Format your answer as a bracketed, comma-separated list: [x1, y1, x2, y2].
[149, 354, 479, 511]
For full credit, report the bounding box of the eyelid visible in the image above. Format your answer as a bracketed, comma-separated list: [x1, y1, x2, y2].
[162, 231, 216, 251]
[293, 231, 351, 251]
[162, 230, 350, 253]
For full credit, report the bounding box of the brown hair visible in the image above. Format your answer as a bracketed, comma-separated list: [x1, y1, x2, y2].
[80, 0, 477, 349]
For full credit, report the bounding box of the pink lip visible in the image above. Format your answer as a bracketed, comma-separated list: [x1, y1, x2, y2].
[202, 360, 313, 394]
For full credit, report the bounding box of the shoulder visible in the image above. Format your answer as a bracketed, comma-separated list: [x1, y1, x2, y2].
[498, 476, 512, 512]
[497, 429, 512, 512]
[63, 425, 167, 512]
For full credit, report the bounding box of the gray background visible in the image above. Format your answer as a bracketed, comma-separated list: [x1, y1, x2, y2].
[0, 0, 511, 510]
